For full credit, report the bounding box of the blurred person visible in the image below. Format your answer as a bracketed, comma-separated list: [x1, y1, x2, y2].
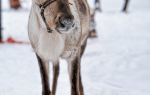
[89, 0, 100, 38]
[89, 10, 97, 38]
[95, 0, 101, 12]
[10, 0, 21, 9]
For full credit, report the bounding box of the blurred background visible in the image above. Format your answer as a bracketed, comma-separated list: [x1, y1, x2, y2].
[0, 0, 150, 95]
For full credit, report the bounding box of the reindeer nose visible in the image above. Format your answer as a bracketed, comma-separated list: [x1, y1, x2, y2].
[59, 15, 74, 28]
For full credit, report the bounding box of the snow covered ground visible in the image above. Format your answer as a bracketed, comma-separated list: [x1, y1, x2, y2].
[0, 0, 150, 95]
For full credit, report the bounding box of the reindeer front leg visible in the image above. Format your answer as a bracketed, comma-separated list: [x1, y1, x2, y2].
[68, 49, 84, 95]
[78, 64, 84, 95]
[78, 41, 87, 95]
[36, 54, 51, 95]
[52, 61, 60, 95]
[69, 57, 80, 95]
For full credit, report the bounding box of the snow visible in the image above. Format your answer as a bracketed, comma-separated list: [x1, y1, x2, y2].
[0, 0, 150, 95]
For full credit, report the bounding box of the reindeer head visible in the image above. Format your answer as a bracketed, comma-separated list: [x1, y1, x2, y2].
[34, 0, 76, 33]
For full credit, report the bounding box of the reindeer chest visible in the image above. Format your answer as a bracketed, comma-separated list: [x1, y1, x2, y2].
[36, 29, 81, 61]
[61, 30, 81, 59]
[36, 31, 65, 61]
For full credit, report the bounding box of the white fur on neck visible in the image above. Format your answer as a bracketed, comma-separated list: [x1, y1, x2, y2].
[28, 3, 65, 62]
[36, 30, 65, 62]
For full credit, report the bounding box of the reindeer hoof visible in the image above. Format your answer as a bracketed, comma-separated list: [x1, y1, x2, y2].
[42, 90, 51, 95]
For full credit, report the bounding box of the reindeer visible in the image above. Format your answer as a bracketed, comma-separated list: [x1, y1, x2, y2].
[28, 0, 90, 95]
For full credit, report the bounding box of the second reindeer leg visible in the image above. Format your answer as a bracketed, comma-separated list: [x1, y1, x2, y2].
[52, 61, 60, 95]
[68, 48, 84, 95]
[36, 54, 51, 95]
